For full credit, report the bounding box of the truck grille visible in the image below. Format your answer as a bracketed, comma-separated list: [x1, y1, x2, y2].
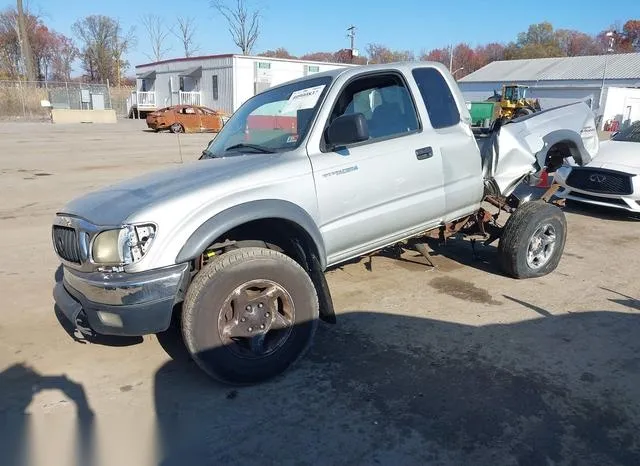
[53, 226, 81, 263]
[566, 168, 633, 195]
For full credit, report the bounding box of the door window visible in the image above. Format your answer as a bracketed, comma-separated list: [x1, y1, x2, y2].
[326, 73, 419, 144]
[411, 67, 460, 129]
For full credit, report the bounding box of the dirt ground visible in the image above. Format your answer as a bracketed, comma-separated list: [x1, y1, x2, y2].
[0, 120, 639, 466]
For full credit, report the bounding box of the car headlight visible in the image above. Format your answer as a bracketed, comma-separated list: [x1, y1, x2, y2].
[92, 224, 156, 265]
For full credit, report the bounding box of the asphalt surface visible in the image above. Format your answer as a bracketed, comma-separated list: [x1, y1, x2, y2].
[0, 120, 639, 466]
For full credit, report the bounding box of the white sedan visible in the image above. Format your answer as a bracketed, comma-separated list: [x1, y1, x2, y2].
[554, 121, 640, 213]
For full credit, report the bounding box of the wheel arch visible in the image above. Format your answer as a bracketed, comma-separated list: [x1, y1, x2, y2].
[175, 200, 327, 269]
[539, 130, 592, 170]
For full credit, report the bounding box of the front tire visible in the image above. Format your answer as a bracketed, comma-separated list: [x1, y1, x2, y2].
[170, 123, 184, 133]
[497, 201, 567, 279]
[182, 247, 319, 385]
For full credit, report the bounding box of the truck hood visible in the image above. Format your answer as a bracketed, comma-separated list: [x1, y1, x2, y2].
[480, 102, 598, 196]
[59, 154, 288, 226]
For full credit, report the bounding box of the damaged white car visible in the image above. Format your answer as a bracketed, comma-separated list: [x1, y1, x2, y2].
[52, 62, 598, 384]
[554, 121, 640, 213]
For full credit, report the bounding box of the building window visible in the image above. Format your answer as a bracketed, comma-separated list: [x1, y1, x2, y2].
[212, 75, 219, 100]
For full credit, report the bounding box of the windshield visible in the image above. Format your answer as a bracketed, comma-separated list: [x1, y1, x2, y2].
[611, 121, 640, 143]
[203, 75, 333, 158]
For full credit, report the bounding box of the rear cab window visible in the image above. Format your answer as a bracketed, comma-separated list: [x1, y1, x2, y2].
[411, 67, 460, 129]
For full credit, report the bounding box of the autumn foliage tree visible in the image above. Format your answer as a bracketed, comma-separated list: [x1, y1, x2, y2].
[0, 7, 77, 81]
[258, 47, 296, 59]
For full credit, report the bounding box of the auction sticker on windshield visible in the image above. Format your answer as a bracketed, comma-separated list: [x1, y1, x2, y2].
[281, 85, 326, 114]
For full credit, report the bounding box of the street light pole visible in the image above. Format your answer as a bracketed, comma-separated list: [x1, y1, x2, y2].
[598, 31, 615, 128]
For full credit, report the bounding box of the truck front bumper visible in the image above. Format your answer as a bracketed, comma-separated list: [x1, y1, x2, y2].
[53, 263, 190, 336]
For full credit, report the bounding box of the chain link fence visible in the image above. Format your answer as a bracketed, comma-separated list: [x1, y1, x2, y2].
[0, 80, 134, 120]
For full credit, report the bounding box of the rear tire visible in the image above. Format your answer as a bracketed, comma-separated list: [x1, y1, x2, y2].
[497, 201, 567, 279]
[182, 247, 319, 385]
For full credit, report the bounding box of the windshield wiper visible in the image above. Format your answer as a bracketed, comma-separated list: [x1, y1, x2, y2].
[224, 143, 276, 153]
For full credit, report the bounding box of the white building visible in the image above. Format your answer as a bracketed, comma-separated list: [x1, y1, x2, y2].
[127, 54, 355, 117]
[458, 53, 640, 130]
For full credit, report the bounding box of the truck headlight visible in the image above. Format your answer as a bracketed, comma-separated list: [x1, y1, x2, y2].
[92, 224, 156, 265]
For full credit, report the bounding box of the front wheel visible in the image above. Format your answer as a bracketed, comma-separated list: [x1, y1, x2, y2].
[182, 247, 319, 385]
[497, 201, 567, 279]
[170, 122, 184, 133]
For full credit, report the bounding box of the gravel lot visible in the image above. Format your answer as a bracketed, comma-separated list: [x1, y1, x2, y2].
[0, 120, 639, 466]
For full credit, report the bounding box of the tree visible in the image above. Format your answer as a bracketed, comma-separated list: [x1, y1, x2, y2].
[366, 43, 414, 64]
[623, 20, 640, 51]
[0, 7, 76, 81]
[258, 47, 295, 59]
[506, 22, 564, 59]
[332, 48, 366, 64]
[72, 15, 135, 84]
[141, 14, 171, 62]
[173, 16, 199, 57]
[474, 42, 505, 68]
[554, 29, 599, 56]
[211, 0, 260, 55]
[50, 34, 78, 81]
[299, 51, 334, 62]
[420, 47, 450, 67]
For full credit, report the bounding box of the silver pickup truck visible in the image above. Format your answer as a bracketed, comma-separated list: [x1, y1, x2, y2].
[52, 62, 598, 384]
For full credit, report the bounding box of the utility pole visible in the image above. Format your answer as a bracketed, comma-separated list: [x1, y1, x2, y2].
[449, 44, 453, 72]
[347, 25, 356, 63]
[16, 0, 36, 81]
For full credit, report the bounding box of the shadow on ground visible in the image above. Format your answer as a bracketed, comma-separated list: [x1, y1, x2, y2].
[0, 364, 96, 466]
[152, 303, 640, 466]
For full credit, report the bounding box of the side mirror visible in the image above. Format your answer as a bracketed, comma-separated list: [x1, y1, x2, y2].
[326, 113, 369, 148]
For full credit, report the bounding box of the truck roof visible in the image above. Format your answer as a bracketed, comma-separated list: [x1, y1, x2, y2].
[268, 61, 450, 92]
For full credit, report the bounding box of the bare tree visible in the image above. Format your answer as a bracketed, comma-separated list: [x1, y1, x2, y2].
[211, 0, 260, 55]
[72, 15, 136, 84]
[173, 16, 199, 57]
[141, 14, 171, 62]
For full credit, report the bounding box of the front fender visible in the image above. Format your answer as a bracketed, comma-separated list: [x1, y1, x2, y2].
[175, 200, 327, 269]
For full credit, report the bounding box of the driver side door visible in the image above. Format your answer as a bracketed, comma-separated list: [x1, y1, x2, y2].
[307, 71, 445, 266]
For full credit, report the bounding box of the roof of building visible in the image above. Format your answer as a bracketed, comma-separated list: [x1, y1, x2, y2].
[136, 53, 357, 69]
[460, 53, 640, 83]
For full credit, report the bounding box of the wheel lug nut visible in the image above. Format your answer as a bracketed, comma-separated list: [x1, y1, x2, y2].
[245, 305, 251, 311]
[258, 303, 263, 308]
[241, 317, 246, 322]
[248, 327, 253, 332]
[260, 324, 265, 329]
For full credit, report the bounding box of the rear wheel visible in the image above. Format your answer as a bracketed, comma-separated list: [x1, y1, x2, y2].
[170, 122, 184, 133]
[497, 201, 567, 278]
[182, 247, 319, 385]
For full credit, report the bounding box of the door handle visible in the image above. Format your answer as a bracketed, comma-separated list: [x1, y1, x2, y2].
[416, 146, 433, 160]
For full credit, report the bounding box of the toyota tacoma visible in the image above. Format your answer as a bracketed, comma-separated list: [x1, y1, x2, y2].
[52, 62, 598, 384]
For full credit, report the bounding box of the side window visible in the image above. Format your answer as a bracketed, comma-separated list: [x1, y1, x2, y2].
[212, 75, 219, 100]
[411, 68, 460, 129]
[328, 73, 419, 141]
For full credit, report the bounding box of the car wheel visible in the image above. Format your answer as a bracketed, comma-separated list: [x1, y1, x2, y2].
[182, 247, 319, 385]
[170, 123, 184, 133]
[497, 201, 567, 279]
